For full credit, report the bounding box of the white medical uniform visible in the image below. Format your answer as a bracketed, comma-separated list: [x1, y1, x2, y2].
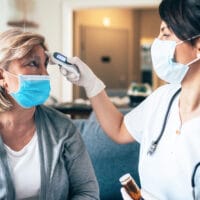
[124, 84, 200, 200]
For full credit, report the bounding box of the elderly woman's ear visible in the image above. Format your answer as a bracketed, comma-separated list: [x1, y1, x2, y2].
[0, 69, 9, 92]
[0, 68, 4, 87]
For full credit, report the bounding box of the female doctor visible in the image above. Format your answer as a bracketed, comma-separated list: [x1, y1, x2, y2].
[67, 0, 200, 199]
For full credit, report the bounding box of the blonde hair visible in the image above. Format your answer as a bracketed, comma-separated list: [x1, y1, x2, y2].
[0, 28, 48, 112]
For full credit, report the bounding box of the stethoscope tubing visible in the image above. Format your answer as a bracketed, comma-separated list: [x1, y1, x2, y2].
[192, 162, 200, 200]
[147, 88, 181, 155]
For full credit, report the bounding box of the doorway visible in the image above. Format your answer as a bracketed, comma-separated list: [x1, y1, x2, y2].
[79, 26, 129, 98]
[72, 8, 161, 99]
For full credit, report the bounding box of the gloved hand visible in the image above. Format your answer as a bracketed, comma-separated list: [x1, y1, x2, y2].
[66, 57, 105, 98]
[120, 187, 133, 200]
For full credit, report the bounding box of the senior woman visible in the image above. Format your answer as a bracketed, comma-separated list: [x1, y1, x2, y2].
[66, 0, 200, 199]
[0, 28, 99, 200]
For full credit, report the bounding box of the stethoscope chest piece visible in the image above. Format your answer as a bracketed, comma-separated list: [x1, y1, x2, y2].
[147, 141, 157, 155]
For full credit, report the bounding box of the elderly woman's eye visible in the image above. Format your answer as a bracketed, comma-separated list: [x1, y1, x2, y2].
[29, 60, 38, 67]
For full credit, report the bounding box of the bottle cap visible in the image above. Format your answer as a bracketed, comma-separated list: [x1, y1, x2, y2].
[119, 173, 132, 185]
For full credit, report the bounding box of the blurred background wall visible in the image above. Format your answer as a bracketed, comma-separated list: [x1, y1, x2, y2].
[0, 0, 163, 102]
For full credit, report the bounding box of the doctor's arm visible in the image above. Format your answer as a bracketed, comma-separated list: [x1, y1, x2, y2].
[90, 90, 134, 144]
[66, 57, 135, 144]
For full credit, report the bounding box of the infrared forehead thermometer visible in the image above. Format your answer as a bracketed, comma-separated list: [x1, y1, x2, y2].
[47, 52, 80, 81]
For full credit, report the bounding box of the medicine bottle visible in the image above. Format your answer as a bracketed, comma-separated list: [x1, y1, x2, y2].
[119, 173, 142, 200]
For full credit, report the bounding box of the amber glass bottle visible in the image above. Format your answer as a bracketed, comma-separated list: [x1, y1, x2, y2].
[119, 173, 142, 200]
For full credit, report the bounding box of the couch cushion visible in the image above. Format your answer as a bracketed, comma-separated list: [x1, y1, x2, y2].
[77, 111, 140, 200]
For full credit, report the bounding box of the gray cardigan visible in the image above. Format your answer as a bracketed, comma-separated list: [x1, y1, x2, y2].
[0, 105, 99, 200]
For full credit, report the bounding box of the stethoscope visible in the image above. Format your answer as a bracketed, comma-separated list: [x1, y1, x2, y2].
[192, 162, 200, 199]
[146, 87, 200, 199]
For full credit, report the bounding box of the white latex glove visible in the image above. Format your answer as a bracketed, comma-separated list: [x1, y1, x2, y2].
[120, 187, 133, 200]
[66, 57, 105, 98]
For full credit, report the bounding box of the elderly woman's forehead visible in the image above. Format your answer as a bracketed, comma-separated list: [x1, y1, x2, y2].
[21, 45, 46, 59]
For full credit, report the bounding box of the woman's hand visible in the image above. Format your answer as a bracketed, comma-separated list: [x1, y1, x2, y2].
[67, 57, 105, 98]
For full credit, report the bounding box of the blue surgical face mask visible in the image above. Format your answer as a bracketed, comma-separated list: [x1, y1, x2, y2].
[151, 36, 200, 84]
[6, 72, 51, 108]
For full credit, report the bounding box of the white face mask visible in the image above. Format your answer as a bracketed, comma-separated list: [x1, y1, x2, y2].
[151, 36, 200, 84]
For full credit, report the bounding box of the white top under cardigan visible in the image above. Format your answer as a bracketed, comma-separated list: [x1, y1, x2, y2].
[5, 132, 40, 200]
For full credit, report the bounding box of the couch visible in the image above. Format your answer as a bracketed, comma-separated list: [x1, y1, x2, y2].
[73, 108, 140, 200]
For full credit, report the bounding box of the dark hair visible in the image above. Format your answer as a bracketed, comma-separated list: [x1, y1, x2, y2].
[159, 0, 200, 41]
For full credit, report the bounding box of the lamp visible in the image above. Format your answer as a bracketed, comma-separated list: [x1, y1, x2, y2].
[102, 17, 111, 27]
[7, 0, 38, 28]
